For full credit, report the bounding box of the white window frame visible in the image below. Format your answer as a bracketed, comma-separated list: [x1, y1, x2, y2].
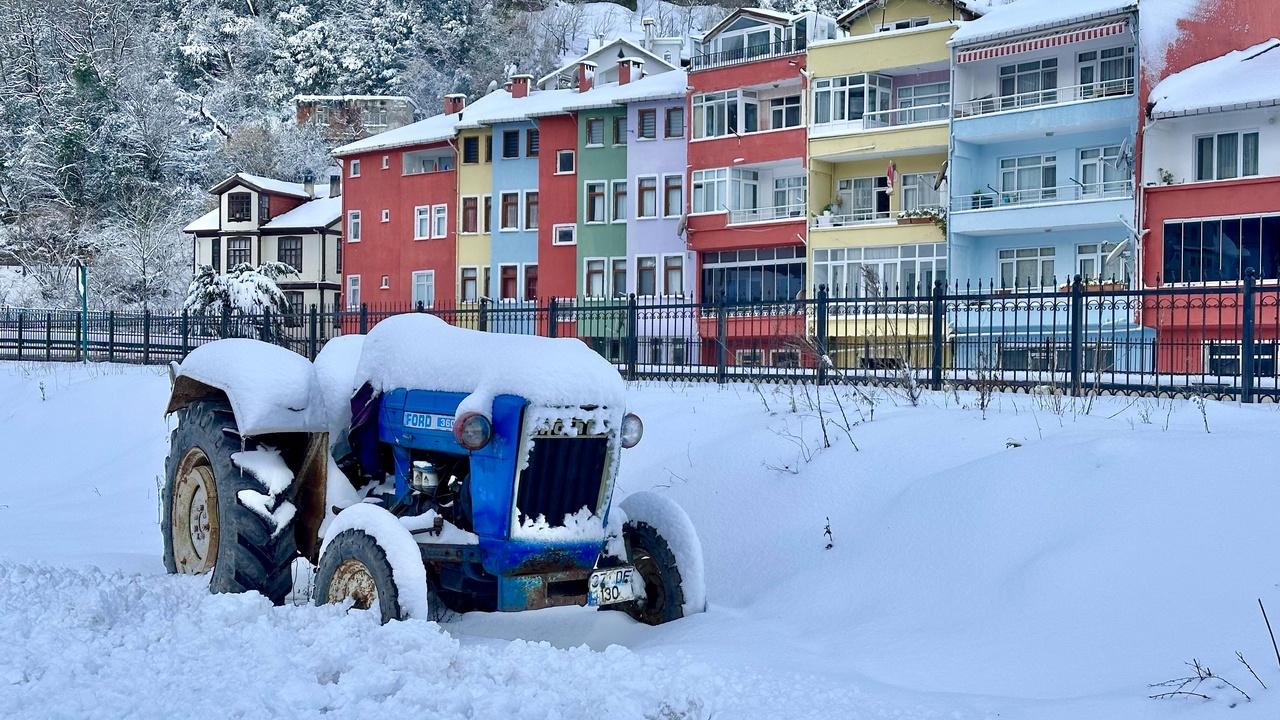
[635, 254, 658, 297]
[414, 206, 430, 240]
[812, 244, 947, 298]
[691, 89, 759, 139]
[768, 94, 802, 130]
[663, 174, 684, 218]
[1078, 146, 1127, 196]
[637, 175, 659, 219]
[1076, 242, 1124, 284]
[900, 173, 940, 213]
[875, 16, 928, 31]
[556, 150, 575, 174]
[895, 82, 950, 124]
[661, 253, 685, 296]
[381, 155, 389, 170]
[431, 204, 448, 239]
[611, 180, 628, 224]
[381, 208, 390, 223]
[347, 210, 361, 242]
[1195, 131, 1260, 182]
[499, 191, 521, 231]
[999, 154, 1058, 202]
[349, 159, 361, 177]
[998, 247, 1057, 290]
[584, 257, 608, 298]
[691, 168, 727, 215]
[380, 275, 390, 290]
[585, 182, 607, 224]
[411, 270, 435, 309]
[552, 223, 577, 246]
[524, 191, 538, 231]
[812, 74, 892, 126]
[585, 118, 605, 147]
[345, 275, 361, 308]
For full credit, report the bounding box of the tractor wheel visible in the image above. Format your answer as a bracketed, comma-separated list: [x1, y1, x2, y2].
[314, 529, 410, 624]
[162, 399, 298, 604]
[617, 521, 685, 626]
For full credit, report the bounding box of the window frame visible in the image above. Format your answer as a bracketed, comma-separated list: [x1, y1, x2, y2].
[526, 129, 540, 157]
[523, 263, 538, 302]
[482, 195, 492, 234]
[613, 115, 627, 146]
[227, 237, 252, 267]
[381, 209, 390, 223]
[584, 257, 607, 298]
[585, 182, 607, 224]
[612, 180, 628, 223]
[611, 257, 628, 298]
[524, 191, 539, 230]
[257, 195, 270, 224]
[347, 210, 362, 242]
[768, 94, 802, 130]
[586, 118, 605, 146]
[552, 223, 577, 246]
[227, 192, 252, 222]
[556, 149, 575, 174]
[637, 176, 659, 219]
[349, 160, 361, 178]
[499, 264, 519, 301]
[662, 254, 685, 296]
[461, 196, 479, 234]
[459, 266, 480, 302]
[499, 192, 520, 231]
[998, 246, 1057, 289]
[663, 174, 684, 218]
[277, 236, 303, 272]
[502, 130, 520, 159]
[414, 206, 431, 240]
[636, 255, 658, 297]
[411, 270, 435, 309]
[431, 204, 448, 239]
[664, 107, 685, 138]
[462, 136, 480, 164]
[1195, 131, 1260, 182]
[346, 274, 361, 309]
[637, 109, 657, 140]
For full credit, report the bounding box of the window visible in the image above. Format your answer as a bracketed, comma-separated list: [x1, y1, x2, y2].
[482, 195, 492, 233]
[411, 270, 435, 309]
[812, 75, 892, 125]
[415, 206, 431, 239]
[999, 59, 1057, 108]
[900, 173, 940, 213]
[769, 95, 801, 129]
[637, 177, 658, 218]
[526, 129, 539, 157]
[277, 236, 302, 272]
[692, 168, 727, 214]
[1163, 215, 1280, 284]
[483, 267, 491, 297]
[500, 192, 520, 230]
[524, 192, 538, 230]
[499, 264, 519, 300]
[896, 82, 949, 123]
[837, 176, 890, 221]
[432, 204, 447, 238]
[502, 130, 520, 158]
[664, 175, 683, 217]
[557, 150, 575, 174]
[1196, 132, 1260, 181]
[211, 237, 221, 273]
[349, 160, 361, 177]
[346, 275, 361, 309]
[485, 136, 493, 163]
[228, 193, 252, 222]
[462, 196, 478, 233]
[1078, 46, 1134, 95]
[998, 247, 1056, 289]
[1079, 146, 1128, 195]
[460, 267, 479, 301]
[613, 116, 627, 145]
[1077, 242, 1124, 283]
[813, 244, 946, 298]
[875, 16, 928, 31]
[1206, 342, 1278, 377]
[284, 291, 304, 322]
[692, 90, 758, 138]
[381, 209, 390, 223]
[585, 259, 606, 297]
[381, 156, 389, 170]
[700, 247, 807, 304]
[523, 264, 538, 301]
[586, 182, 606, 223]
[773, 176, 806, 215]
[227, 237, 251, 267]
[612, 258, 627, 297]
[403, 150, 453, 174]
[553, 224, 576, 245]
[663, 255, 684, 295]
[636, 256, 657, 296]
[637, 109, 657, 139]
[258, 195, 270, 223]
[999, 154, 1057, 202]
[335, 239, 341, 273]
[665, 107, 685, 138]
[586, 118, 604, 145]
[463, 137, 480, 164]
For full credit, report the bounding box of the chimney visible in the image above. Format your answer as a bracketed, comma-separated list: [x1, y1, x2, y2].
[642, 17, 655, 50]
[329, 174, 341, 198]
[444, 93, 466, 115]
[510, 74, 533, 99]
[303, 173, 315, 198]
[577, 60, 597, 92]
[618, 58, 644, 85]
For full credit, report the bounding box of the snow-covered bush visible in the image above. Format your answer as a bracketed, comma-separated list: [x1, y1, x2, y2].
[184, 262, 296, 339]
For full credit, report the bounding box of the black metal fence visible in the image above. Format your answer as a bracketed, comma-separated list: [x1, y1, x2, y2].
[2, 274, 1278, 401]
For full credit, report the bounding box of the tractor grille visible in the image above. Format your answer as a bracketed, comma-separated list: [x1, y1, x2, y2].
[515, 437, 609, 527]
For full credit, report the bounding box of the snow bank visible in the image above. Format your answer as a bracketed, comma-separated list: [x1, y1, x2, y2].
[1149, 38, 1280, 117]
[354, 314, 625, 415]
[175, 339, 326, 436]
[619, 491, 706, 616]
[320, 503, 430, 620]
[950, 0, 1135, 45]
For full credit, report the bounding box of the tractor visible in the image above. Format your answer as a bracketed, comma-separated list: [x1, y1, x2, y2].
[160, 313, 704, 624]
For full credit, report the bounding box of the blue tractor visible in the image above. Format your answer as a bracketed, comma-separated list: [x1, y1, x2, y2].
[161, 314, 705, 625]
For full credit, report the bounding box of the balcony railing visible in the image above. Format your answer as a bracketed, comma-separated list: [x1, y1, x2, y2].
[690, 38, 806, 71]
[810, 102, 950, 138]
[811, 210, 893, 229]
[955, 180, 1134, 211]
[952, 77, 1134, 118]
[727, 204, 807, 225]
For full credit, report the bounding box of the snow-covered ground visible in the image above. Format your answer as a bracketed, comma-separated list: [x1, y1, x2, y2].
[2, 360, 1279, 719]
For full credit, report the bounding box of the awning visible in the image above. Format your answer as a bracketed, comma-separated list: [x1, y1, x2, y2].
[956, 20, 1129, 64]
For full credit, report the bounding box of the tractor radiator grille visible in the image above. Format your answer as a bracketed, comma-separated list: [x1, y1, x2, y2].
[515, 437, 609, 527]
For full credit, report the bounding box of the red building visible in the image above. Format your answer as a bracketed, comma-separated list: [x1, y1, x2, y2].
[536, 112, 582, 331]
[1138, 1, 1280, 376]
[685, 8, 838, 367]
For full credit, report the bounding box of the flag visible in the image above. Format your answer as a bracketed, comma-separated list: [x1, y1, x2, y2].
[886, 161, 896, 192]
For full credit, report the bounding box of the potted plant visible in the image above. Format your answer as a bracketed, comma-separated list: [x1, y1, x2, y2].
[815, 200, 840, 228]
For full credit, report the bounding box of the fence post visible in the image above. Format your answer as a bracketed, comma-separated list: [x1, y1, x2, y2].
[1241, 268, 1257, 404]
[815, 285, 829, 386]
[1069, 275, 1083, 396]
[16, 310, 23, 360]
[143, 309, 152, 365]
[625, 294, 639, 380]
[44, 311, 51, 361]
[478, 297, 489, 332]
[220, 307, 229, 339]
[930, 280, 945, 391]
[180, 308, 189, 359]
[75, 309, 83, 362]
[359, 303, 369, 334]
[258, 307, 271, 343]
[308, 305, 319, 360]
[108, 310, 116, 362]
[548, 297, 558, 338]
[715, 293, 727, 385]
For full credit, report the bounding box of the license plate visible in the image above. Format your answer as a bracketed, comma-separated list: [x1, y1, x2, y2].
[587, 566, 638, 606]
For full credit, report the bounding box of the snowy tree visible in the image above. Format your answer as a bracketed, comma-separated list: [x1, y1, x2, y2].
[185, 261, 297, 338]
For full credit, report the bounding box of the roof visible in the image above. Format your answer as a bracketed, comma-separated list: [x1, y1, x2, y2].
[702, 7, 799, 40]
[536, 37, 677, 89]
[295, 95, 416, 105]
[453, 87, 579, 128]
[559, 71, 689, 111]
[209, 173, 313, 199]
[949, 0, 1135, 46]
[1150, 39, 1280, 118]
[263, 196, 343, 230]
[837, 0, 977, 27]
[332, 112, 462, 156]
[183, 208, 220, 234]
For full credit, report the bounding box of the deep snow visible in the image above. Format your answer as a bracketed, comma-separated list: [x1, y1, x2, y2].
[2, 361, 1280, 718]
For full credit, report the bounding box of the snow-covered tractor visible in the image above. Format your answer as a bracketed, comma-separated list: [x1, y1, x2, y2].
[160, 314, 705, 624]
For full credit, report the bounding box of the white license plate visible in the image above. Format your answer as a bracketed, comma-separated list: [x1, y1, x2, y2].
[587, 566, 638, 606]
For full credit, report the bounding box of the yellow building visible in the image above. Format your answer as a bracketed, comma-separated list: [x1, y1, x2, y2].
[455, 126, 492, 326]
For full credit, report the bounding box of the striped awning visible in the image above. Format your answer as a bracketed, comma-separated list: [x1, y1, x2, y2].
[956, 20, 1130, 64]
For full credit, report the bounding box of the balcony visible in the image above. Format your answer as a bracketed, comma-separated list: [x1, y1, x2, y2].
[953, 78, 1134, 118]
[950, 180, 1134, 236]
[809, 103, 950, 139]
[810, 210, 893, 230]
[956, 180, 1133, 211]
[728, 203, 807, 226]
[690, 38, 806, 71]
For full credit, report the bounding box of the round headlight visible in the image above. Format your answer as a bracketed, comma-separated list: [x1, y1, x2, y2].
[453, 412, 492, 450]
[620, 413, 643, 449]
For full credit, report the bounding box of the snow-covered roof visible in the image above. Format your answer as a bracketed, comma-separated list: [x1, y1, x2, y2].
[837, 0, 979, 27]
[332, 112, 462, 157]
[453, 88, 579, 128]
[209, 173, 313, 199]
[559, 71, 689, 111]
[295, 94, 416, 105]
[536, 37, 677, 89]
[183, 208, 220, 234]
[1149, 39, 1280, 118]
[262, 196, 342, 230]
[949, 0, 1135, 46]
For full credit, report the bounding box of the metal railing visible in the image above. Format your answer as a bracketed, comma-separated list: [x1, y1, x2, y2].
[810, 102, 950, 137]
[811, 210, 893, 229]
[955, 180, 1134, 211]
[953, 77, 1135, 117]
[690, 38, 806, 71]
[728, 204, 808, 225]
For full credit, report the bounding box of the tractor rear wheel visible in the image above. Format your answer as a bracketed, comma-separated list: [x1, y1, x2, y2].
[162, 399, 298, 604]
[617, 521, 685, 626]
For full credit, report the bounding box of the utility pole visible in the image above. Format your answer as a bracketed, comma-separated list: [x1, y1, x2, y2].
[76, 260, 88, 363]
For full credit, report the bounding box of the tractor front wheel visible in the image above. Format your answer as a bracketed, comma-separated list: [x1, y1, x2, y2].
[314, 529, 408, 623]
[617, 521, 685, 626]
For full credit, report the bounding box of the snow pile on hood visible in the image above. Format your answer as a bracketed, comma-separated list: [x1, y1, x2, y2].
[313, 334, 366, 439]
[354, 314, 625, 414]
[950, 0, 1135, 45]
[175, 339, 326, 436]
[1148, 38, 1280, 117]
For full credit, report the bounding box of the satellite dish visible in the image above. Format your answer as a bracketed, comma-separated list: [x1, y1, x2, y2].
[676, 215, 688, 235]
[1105, 238, 1130, 266]
[933, 159, 949, 191]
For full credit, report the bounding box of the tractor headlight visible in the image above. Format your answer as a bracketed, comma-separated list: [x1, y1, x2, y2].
[620, 413, 643, 449]
[453, 412, 492, 451]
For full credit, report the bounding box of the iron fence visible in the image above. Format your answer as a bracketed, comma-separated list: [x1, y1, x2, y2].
[2, 273, 1278, 401]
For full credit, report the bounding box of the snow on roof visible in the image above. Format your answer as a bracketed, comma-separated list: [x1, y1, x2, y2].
[295, 95, 416, 104]
[332, 112, 462, 157]
[353, 314, 625, 412]
[560, 71, 689, 111]
[1149, 39, 1280, 118]
[537, 37, 677, 89]
[209, 173, 313, 199]
[183, 208, 219, 234]
[453, 87, 579, 129]
[262, 195, 342, 230]
[949, 0, 1135, 46]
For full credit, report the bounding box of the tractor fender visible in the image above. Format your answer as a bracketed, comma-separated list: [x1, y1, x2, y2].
[166, 338, 327, 436]
[619, 491, 707, 616]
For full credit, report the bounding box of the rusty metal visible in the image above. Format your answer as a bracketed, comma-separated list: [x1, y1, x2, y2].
[327, 558, 378, 610]
[164, 376, 223, 417]
[512, 548, 581, 575]
[509, 569, 592, 610]
[291, 433, 329, 563]
[171, 447, 219, 575]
